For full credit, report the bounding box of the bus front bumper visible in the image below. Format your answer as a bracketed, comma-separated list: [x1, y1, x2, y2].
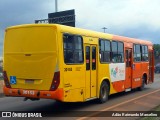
[3, 86, 64, 101]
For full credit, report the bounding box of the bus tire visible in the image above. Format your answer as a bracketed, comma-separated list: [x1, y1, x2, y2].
[138, 76, 145, 91]
[98, 81, 109, 103]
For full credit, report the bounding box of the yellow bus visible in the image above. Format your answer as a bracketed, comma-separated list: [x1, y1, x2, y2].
[3, 24, 154, 103]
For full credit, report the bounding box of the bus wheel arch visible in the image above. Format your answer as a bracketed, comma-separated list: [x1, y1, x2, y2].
[98, 79, 110, 103]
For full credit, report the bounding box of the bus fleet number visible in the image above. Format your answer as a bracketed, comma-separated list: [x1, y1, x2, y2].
[64, 68, 72, 72]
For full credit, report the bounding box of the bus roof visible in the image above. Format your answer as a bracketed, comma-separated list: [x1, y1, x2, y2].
[113, 35, 153, 46]
[57, 24, 113, 39]
[56, 24, 153, 46]
[6, 24, 153, 46]
[6, 24, 113, 40]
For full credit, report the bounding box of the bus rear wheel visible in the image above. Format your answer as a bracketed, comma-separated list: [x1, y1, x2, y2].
[98, 81, 109, 103]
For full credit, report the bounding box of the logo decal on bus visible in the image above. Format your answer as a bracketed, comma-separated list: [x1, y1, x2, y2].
[110, 63, 125, 82]
[111, 67, 118, 78]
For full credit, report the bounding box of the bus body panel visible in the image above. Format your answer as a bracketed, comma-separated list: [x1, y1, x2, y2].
[113, 35, 153, 90]
[3, 87, 64, 101]
[4, 25, 58, 91]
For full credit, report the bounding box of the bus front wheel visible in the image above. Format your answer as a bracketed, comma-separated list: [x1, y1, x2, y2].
[98, 81, 109, 103]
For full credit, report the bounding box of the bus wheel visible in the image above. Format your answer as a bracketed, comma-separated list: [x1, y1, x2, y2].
[98, 81, 109, 103]
[138, 76, 145, 91]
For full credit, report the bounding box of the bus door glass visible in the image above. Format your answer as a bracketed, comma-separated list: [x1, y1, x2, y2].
[85, 44, 97, 99]
[149, 50, 154, 83]
[125, 48, 132, 88]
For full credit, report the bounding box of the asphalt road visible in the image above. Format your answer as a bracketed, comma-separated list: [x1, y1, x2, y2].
[0, 74, 159, 120]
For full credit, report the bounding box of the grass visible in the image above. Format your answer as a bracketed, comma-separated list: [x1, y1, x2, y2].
[140, 105, 160, 120]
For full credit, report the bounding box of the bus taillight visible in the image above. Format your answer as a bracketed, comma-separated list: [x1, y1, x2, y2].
[3, 71, 11, 88]
[50, 71, 60, 91]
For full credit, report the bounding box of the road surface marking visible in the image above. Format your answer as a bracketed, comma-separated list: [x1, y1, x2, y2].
[148, 95, 160, 100]
[134, 101, 156, 108]
[77, 88, 160, 120]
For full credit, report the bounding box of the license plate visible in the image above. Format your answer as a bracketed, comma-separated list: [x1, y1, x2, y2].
[22, 90, 35, 96]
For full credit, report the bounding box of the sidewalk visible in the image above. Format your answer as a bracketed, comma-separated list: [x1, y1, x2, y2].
[0, 80, 4, 97]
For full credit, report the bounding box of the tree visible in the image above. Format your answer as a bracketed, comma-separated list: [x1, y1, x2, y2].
[154, 44, 160, 59]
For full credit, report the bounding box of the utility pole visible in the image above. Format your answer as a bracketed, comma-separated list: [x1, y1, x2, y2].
[55, 0, 58, 12]
[102, 27, 107, 33]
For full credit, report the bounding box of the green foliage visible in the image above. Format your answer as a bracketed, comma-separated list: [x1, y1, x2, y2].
[154, 44, 160, 52]
[140, 105, 160, 120]
[154, 44, 160, 59]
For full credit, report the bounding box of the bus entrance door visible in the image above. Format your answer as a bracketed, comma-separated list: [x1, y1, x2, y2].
[125, 49, 132, 90]
[85, 45, 97, 99]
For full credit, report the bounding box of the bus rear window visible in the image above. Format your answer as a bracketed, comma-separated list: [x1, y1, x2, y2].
[63, 34, 84, 64]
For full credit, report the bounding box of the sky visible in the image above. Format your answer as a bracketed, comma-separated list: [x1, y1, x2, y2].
[0, 0, 160, 56]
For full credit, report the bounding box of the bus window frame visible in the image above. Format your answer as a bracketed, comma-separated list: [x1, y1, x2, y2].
[111, 40, 124, 63]
[133, 44, 142, 63]
[99, 38, 111, 64]
[141, 45, 149, 62]
[63, 33, 84, 65]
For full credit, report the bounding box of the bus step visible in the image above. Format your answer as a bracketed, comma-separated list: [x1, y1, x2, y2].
[125, 88, 131, 92]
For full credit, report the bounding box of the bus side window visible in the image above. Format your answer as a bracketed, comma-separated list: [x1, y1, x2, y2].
[118, 42, 124, 62]
[142, 45, 148, 61]
[99, 39, 111, 63]
[111, 41, 118, 62]
[63, 34, 84, 64]
[134, 44, 141, 62]
[111, 41, 124, 63]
